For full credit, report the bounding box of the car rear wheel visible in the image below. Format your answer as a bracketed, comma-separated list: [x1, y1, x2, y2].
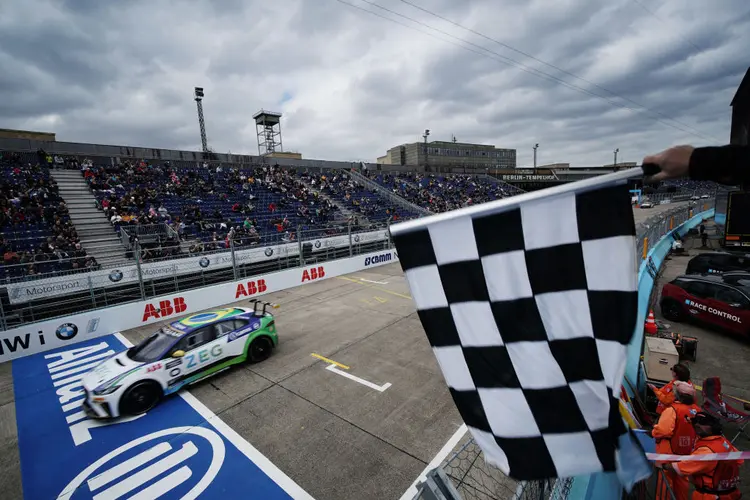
[248, 337, 273, 363]
[661, 299, 683, 322]
[120, 381, 162, 416]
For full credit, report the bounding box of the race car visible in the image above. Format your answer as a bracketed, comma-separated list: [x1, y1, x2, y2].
[640, 201, 654, 209]
[81, 300, 279, 418]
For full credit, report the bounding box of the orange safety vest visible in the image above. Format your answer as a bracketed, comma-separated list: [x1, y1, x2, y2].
[669, 402, 700, 455]
[655, 379, 694, 414]
[692, 436, 741, 496]
[655, 402, 700, 455]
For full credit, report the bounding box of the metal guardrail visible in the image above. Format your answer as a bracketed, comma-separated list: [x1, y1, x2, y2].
[413, 200, 715, 500]
[0, 219, 402, 330]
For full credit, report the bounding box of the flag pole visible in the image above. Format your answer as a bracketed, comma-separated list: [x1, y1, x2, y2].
[390, 166, 645, 237]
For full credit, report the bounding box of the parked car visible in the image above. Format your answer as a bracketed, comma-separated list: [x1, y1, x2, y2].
[685, 251, 750, 276]
[660, 274, 750, 337]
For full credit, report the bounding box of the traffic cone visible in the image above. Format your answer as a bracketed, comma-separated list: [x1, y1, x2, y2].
[645, 310, 658, 335]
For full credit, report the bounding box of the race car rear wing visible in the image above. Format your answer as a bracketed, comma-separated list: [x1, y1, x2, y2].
[249, 299, 279, 315]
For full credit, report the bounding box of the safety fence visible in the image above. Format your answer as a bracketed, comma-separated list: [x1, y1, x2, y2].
[0, 219, 399, 330]
[635, 201, 715, 270]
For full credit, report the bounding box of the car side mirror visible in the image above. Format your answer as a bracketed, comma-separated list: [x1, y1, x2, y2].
[172, 350, 185, 358]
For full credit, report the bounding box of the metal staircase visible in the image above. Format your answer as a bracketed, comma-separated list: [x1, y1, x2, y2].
[50, 169, 131, 268]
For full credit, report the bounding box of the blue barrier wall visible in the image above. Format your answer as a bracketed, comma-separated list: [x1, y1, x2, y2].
[569, 208, 715, 500]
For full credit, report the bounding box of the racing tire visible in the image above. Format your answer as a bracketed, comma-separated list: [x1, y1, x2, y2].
[661, 299, 684, 322]
[119, 381, 162, 416]
[248, 337, 273, 363]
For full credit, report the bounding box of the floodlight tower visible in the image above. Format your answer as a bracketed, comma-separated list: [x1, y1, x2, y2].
[194, 87, 209, 153]
[253, 110, 283, 155]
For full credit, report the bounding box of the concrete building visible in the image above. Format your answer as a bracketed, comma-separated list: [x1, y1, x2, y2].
[377, 140, 516, 171]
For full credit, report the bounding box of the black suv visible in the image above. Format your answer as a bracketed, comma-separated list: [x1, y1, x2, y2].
[685, 251, 750, 276]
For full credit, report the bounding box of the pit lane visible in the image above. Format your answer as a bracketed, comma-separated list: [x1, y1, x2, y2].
[0, 202, 692, 500]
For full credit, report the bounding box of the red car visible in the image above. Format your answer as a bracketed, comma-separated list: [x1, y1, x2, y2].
[660, 273, 750, 337]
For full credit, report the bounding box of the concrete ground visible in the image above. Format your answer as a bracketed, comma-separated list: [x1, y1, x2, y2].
[0, 202, 700, 500]
[651, 227, 750, 493]
[119, 261, 463, 500]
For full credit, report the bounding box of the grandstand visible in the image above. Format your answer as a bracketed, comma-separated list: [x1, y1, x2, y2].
[0, 137, 721, 336]
[0, 141, 718, 282]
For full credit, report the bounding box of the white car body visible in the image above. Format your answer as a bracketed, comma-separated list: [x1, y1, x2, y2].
[640, 202, 654, 208]
[81, 306, 276, 418]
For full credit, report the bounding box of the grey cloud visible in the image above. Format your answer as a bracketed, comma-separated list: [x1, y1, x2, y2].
[0, 0, 747, 167]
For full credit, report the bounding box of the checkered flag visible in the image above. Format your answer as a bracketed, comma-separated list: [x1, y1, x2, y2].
[391, 177, 650, 486]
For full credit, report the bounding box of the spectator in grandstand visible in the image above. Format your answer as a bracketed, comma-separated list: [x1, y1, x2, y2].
[644, 144, 750, 186]
[1, 160, 97, 277]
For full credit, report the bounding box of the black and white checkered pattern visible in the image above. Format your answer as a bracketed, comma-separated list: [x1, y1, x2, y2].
[393, 183, 640, 480]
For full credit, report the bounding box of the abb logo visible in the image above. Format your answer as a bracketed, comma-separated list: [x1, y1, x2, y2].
[235, 279, 268, 299]
[147, 363, 162, 372]
[142, 297, 187, 322]
[301, 266, 325, 283]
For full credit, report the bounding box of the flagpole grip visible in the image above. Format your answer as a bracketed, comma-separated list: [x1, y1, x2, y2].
[641, 163, 661, 176]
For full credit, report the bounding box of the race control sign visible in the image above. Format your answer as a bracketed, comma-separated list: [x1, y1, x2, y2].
[13, 335, 312, 499]
[685, 299, 742, 323]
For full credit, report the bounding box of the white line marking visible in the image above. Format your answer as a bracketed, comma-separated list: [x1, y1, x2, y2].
[112, 332, 315, 499]
[359, 278, 389, 285]
[397, 424, 468, 500]
[325, 364, 391, 392]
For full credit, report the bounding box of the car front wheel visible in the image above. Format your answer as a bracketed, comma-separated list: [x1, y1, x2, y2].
[661, 299, 684, 322]
[248, 337, 273, 363]
[119, 381, 162, 416]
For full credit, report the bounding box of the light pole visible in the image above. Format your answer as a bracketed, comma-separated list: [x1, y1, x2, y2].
[423, 129, 430, 172]
[533, 143, 539, 169]
[194, 87, 208, 154]
[613, 148, 619, 168]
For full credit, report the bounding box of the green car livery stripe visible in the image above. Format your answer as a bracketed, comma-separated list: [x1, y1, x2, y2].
[163, 332, 274, 395]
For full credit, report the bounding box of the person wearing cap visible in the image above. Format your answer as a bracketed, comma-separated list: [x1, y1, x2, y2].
[665, 412, 743, 500]
[652, 381, 701, 500]
[649, 363, 693, 415]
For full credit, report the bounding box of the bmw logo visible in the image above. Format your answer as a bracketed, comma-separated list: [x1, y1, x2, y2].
[264, 248, 273, 257]
[252, 321, 260, 329]
[314, 240, 321, 249]
[109, 270, 124, 282]
[56, 323, 79, 341]
[354, 235, 360, 243]
[199, 257, 210, 268]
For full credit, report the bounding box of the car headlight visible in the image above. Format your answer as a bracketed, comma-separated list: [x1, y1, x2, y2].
[93, 384, 121, 395]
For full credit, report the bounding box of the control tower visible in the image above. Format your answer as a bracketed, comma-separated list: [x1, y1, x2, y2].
[253, 110, 283, 156]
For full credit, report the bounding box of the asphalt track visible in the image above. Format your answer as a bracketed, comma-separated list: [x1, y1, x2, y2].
[0, 202, 690, 500]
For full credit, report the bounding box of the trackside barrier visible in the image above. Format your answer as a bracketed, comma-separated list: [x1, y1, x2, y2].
[567, 207, 715, 500]
[0, 248, 399, 363]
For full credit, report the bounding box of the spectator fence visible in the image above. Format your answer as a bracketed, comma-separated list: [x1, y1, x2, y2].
[0, 218, 401, 330]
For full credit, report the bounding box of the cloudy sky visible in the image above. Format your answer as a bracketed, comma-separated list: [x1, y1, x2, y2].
[1, 0, 748, 168]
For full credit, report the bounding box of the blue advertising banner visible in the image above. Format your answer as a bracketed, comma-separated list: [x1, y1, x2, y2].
[13, 334, 312, 499]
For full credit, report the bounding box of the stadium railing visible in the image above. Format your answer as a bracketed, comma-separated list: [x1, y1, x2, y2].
[411, 200, 714, 500]
[0, 218, 402, 330]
